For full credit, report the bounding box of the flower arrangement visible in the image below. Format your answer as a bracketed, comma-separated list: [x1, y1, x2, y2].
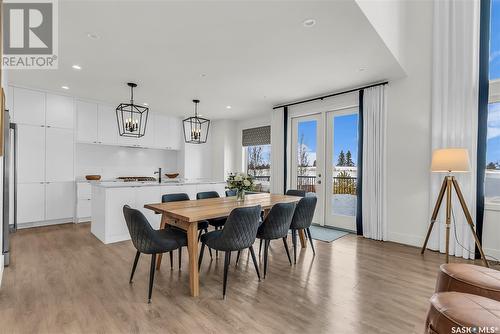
[226, 172, 254, 200]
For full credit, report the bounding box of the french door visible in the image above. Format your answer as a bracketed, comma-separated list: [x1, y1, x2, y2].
[290, 114, 324, 224]
[290, 108, 359, 231]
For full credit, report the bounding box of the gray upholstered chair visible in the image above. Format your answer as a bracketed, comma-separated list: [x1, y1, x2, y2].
[290, 196, 317, 264]
[196, 191, 226, 229]
[286, 189, 306, 197]
[162, 193, 211, 265]
[198, 205, 262, 298]
[225, 189, 237, 197]
[256, 202, 296, 278]
[123, 205, 187, 303]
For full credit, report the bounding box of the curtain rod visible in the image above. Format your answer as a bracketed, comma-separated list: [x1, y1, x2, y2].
[272, 81, 389, 109]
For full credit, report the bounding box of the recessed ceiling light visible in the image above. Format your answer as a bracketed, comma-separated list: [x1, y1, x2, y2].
[200, 73, 207, 78]
[87, 32, 100, 40]
[226, 105, 231, 109]
[143, 103, 149, 106]
[72, 64, 82, 70]
[303, 19, 316, 28]
[358, 67, 367, 72]
[61, 86, 69, 90]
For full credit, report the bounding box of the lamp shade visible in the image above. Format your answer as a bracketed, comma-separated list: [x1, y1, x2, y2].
[431, 148, 470, 172]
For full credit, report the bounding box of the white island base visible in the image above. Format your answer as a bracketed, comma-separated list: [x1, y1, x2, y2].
[91, 181, 226, 244]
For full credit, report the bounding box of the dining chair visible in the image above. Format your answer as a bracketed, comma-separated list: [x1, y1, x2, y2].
[256, 202, 296, 278]
[198, 205, 262, 298]
[286, 189, 306, 197]
[290, 195, 317, 264]
[123, 205, 187, 303]
[225, 189, 237, 197]
[196, 191, 226, 229]
[162, 193, 212, 265]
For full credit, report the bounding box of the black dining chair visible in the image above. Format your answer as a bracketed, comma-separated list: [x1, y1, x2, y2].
[290, 195, 317, 264]
[286, 189, 306, 197]
[225, 189, 237, 197]
[256, 202, 296, 278]
[162, 193, 212, 265]
[123, 205, 187, 303]
[198, 205, 262, 298]
[196, 191, 226, 229]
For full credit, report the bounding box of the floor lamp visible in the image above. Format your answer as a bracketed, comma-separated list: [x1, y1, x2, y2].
[420, 148, 489, 267]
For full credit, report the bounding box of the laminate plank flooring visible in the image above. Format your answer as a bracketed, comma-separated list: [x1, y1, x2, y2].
[0, 223, 476, 334]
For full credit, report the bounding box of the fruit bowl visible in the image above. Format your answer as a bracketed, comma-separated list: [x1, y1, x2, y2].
[85, 175, 101, 181]
[165, 173, 179, 179]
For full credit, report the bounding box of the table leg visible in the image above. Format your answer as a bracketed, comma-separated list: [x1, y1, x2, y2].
[187, 222, 199, 297]
[299, 230, 307, 248]
[156, 214, 168, 270]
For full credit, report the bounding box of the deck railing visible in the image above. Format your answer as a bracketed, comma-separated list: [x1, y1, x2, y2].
[296, 175, 357, 195]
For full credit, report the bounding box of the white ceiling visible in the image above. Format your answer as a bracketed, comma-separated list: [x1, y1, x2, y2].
[8, 0, 405, 120]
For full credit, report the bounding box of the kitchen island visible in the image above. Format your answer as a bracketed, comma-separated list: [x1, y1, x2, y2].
[91, 180, 226, 244]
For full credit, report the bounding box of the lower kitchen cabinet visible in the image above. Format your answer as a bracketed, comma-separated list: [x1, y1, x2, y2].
[45, 182, 75, 220]
[17, 183, 45, 224]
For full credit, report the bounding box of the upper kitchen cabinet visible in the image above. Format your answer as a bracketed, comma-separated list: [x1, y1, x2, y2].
[98, 104, 118, 145]
[46, 94, 74, 129]
[12, 87, 45, 126]
[76, 100, 98, 143]
[17, 124, 45, 183]
[154, 114, 180, 150]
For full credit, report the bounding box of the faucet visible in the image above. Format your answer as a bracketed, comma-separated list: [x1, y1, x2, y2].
[154, 168, 162, 183]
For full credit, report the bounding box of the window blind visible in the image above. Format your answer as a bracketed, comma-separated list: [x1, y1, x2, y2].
[242, 126, 271, 146]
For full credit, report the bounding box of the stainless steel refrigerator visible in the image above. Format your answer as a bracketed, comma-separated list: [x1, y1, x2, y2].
[2, 109, 17, 266]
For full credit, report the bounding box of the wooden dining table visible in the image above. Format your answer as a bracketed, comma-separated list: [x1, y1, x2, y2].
[144, 193, 305, 297]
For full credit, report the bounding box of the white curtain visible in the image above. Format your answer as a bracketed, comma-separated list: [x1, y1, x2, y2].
[270, 108, 285, 194]
[427, 0, 480, 259]
[362, 86, 388, 241]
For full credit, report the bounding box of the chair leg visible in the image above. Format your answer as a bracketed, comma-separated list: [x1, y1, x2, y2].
[306, 228, 315, 255]
[291, 229, 297, 264]
[223, 251, 231, 298]
[198, 229, 202, 241]
[259, 239, 263, 257]
[129, 251, 140, 283]
[205, 228, 213, 259]
[263, 239, 270, 278]
[282, 237, 292, 265]
[235, 250, 241, 266]
[169, 251, 173, 270]
[178, 247, 182, 270]
[148, 253, 157, 303]
[198, 242, 206, 271]
[248, 246, 261, 281]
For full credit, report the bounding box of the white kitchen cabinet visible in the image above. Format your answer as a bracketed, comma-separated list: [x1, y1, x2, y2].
[76, 100, 98, 143]
[17, 124, 45, 183]
[45, 182, 75, 220]
[135, 187, 161, 229]
[136, 115, 155, 148]
[17, 183, 45, 224]
[46, 94, 74, 129]
[45, 127, 74, 182]
[12, 87, 45, 126]
[169, 117, 182, 150]
[153, 114, 171, 149]
[77, 199, 92, 220]
[98, 104, 118, 145]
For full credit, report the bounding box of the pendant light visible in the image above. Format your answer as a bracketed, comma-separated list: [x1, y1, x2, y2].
[116, 82, 149, 138]
[183, 99, 210, 144]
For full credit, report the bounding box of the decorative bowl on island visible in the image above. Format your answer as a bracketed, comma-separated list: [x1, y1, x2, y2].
[165, 173, 179, 179]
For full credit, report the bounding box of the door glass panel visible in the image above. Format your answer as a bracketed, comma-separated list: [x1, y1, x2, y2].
[296, 120, 317, 193]
[331, 114, 358, 217]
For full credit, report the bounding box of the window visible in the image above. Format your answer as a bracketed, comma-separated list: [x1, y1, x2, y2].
[487, 0, 500, 202]
[241, 126, 271, 192]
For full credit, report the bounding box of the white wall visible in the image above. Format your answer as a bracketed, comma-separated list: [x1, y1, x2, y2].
[385, 0, 433, 246]
[76, 143, 178, 179]
[210, 120, 237, 181]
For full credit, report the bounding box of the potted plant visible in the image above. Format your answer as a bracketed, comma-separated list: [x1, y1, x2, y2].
[227, 172, 254, 200]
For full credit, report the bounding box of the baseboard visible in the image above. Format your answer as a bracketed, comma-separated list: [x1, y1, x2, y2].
[387, 231, 425, 248]
[17, 218, 74, 229]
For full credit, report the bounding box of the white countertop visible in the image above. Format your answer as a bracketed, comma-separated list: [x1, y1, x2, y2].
[90, 180, 226, 188]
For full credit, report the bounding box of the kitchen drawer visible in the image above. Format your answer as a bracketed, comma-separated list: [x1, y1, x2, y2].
[77, 199, 92, 219]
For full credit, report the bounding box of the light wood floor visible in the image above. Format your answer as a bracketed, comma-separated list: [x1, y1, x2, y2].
[0, 223, 477, 334]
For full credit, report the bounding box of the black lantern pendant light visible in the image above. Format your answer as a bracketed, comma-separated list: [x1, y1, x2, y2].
[183, 99, 210, 144]
[116, 82, 149, 138]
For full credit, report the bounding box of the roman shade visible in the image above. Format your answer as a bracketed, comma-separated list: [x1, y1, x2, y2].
[242, 126, 271, 147]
